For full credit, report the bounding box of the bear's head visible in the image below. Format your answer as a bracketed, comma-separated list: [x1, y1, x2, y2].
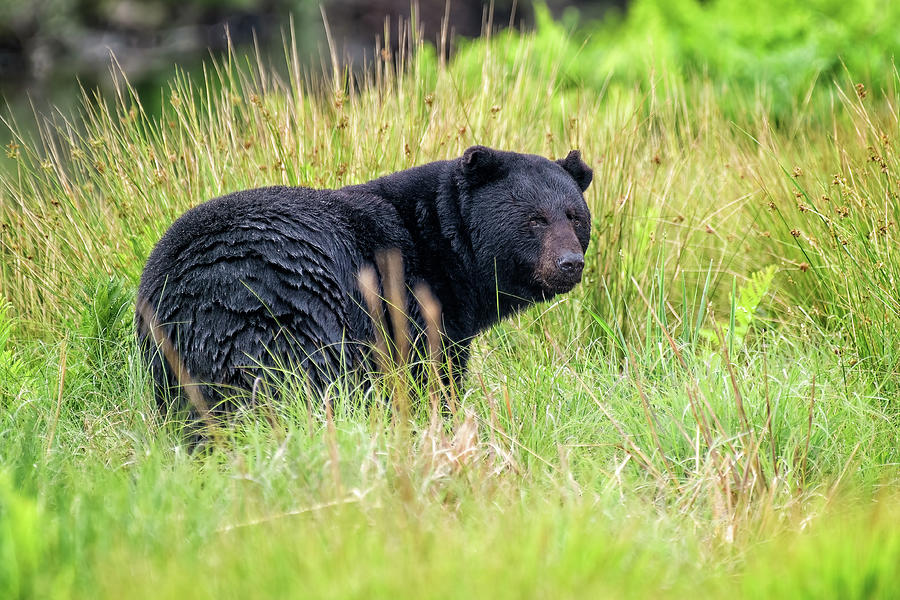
[459, 145, 593, 305]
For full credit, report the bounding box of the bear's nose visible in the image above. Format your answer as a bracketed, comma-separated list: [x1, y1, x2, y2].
[557, 253, 584, 276]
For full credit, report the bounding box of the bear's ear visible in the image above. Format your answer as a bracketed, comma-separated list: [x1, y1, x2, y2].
[461, 145, 502, 184]
[557, 150, 593, 192]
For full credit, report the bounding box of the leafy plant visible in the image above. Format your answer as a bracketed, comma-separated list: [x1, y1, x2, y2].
[700, 265, 778, 352]
[0, 303, 26, 401]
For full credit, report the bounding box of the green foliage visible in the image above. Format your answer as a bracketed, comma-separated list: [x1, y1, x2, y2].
[74, 276, 133, 368]
[748, 87, 900, 386]
[593, 0, 900, 97]
[700, 265, 777, 350]
[0, 471, 70, 599]
[0, 303, 27, 400]
[450, 1, 900, 118]
[0, 471, 39, 599]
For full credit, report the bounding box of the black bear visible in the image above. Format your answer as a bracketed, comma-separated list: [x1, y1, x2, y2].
[136, 146, 592, 413]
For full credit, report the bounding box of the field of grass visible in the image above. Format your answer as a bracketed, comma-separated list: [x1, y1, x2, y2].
[1, 10, 899, 599]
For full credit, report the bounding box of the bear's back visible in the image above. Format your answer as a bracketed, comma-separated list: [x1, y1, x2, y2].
[137, 186, 381, 407]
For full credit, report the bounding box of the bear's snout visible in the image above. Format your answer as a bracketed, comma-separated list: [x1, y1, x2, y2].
[534, 222, 586, 294]
[556, 252, 584, 277]
[549, 250, 585, 290]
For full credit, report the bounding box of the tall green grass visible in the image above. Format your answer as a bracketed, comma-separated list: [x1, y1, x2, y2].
[1, 16, 898, 599]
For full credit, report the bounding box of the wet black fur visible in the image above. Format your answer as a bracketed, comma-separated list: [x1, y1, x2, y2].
[136, 146, 593, 412]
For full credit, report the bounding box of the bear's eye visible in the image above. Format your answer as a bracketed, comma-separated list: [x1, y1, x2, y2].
[529, 215, 548, 228]
[566, 211, 581, 227]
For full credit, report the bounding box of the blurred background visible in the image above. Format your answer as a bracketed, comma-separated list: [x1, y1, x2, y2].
[0, 0, 624, 115]
[2, 0, 899, 124]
